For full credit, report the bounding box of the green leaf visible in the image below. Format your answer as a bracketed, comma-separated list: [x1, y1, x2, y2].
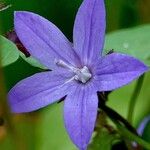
[20, 52, 46, 69]
[36, 103, 76, 150]
[115, 121, 150, 150]
[3, 57, 39, 91]
[104, 25, 150, 66]
[0, 0, 82, 40]
[0, 35, 19, 67]
[88, 128, 118, 150]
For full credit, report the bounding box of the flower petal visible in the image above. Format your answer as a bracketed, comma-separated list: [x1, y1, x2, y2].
[94, 53, 148, 91]
[137, 115, 150, 135]
[14, 11, 79, 70]
[73, 0, 106, 65]
[8, 70, 75, 113]
[64, 85, 98, 150]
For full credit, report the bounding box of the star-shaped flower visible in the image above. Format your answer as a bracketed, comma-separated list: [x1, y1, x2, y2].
[8, 0, 148, 149]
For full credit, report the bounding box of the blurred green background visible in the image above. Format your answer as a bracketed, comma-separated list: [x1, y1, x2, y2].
[0, 0, 150, 150]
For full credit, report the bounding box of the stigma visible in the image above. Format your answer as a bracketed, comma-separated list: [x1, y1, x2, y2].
[55, 59, 92, 83]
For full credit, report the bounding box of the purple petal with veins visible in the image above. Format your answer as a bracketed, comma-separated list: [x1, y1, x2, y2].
[8, 0, 148, 149]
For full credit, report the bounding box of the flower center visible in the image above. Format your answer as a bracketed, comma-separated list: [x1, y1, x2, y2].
[55, 59, 92, 83]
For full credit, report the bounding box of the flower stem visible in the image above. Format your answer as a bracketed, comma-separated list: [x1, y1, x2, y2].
[127, 74, 145, 124]
[99, 103, 150, 149]
[115, 120, 150, 150]
[99, 102, 138, 135]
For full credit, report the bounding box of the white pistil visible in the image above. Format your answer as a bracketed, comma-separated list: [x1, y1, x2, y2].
[55, 59, 92, 84]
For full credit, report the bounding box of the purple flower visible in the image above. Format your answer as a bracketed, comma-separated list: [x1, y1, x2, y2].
[8, 0, 148, 149]
[137, 115, 150, 135]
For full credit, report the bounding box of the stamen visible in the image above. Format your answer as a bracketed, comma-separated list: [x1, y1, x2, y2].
[64, 76, 76, 84]
[55, 59, 75, 70]
[55, 59, 92, 84]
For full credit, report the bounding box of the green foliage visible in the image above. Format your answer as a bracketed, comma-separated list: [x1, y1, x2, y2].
[36, 103, 76, 150]
[105, 25, 150, 66]
[0, 0, 82, 40]
[20, 52, 46, 69]
[3, 57, 39, 91]
[0, 35, 19, 67]
[88, 129, 118, 150]
[115, 121, 150, 150]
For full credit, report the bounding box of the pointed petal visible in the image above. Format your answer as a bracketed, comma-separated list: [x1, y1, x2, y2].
[73, 0, 106, 65]
[64, 85, 98, 150]
[14, 11, 79, 70]
[8, 70, 75, 113]
[94, 53, 148, 91]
